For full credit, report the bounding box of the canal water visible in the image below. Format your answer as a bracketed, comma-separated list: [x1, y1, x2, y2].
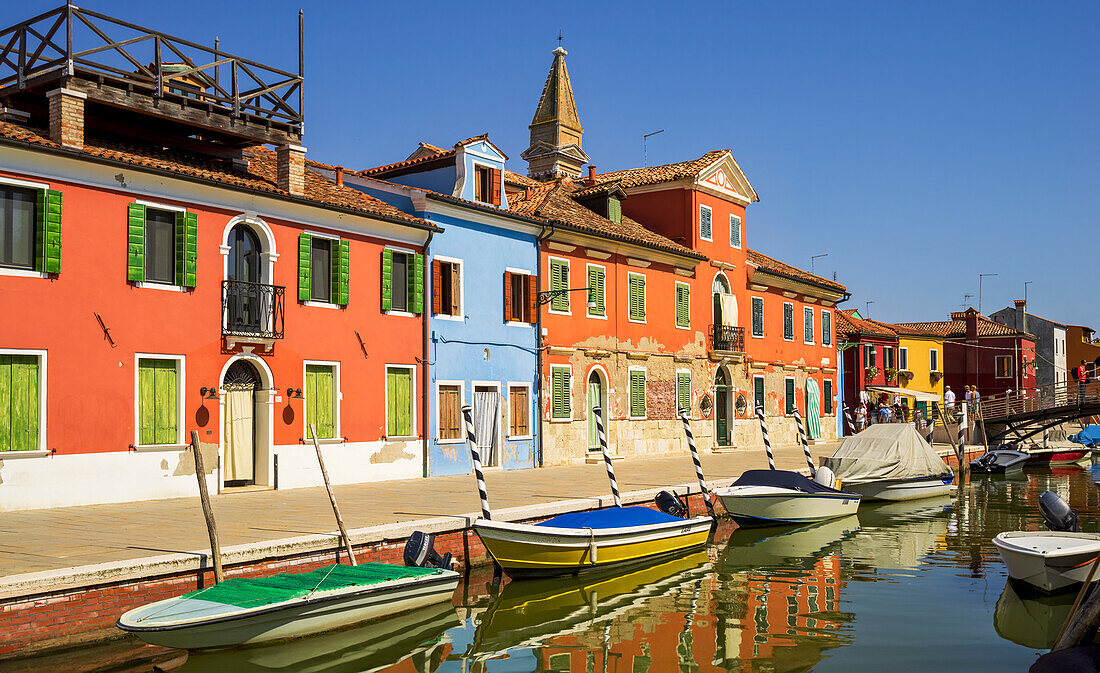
[11, 463, 1100, 673]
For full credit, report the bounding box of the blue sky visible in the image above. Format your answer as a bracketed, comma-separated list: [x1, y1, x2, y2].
[17, 1, 1100, 328]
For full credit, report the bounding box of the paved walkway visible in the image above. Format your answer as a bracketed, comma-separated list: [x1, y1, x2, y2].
[0, 444, 838, 578]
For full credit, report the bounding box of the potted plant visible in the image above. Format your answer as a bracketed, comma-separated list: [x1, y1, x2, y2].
[865, 366, 880, 382]
[884, 368, 898, 384]
[930, 370, 943, 382]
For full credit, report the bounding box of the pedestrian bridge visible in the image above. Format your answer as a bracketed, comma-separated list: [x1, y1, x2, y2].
[977, 380, 1100, 443]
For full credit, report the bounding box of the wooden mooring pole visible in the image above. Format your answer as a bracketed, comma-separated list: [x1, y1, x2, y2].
[310, 424, 357, 565]
[1053, 555, 1100, 650]
[189, 430, 224, 584]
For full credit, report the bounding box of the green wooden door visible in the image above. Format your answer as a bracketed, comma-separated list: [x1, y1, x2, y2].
[306, 365, 335, 439]
[715, 370, 730, 447]
[0, 355, 39, 452]
[138, 358, 177, 445]
[587, 375, 603, 450]
[387, 368, 412, 436]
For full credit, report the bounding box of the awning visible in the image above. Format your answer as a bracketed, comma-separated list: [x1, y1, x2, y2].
[866, 385, 941, 403]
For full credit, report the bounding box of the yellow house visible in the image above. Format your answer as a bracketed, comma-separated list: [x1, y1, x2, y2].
[893, 326, 946, 418]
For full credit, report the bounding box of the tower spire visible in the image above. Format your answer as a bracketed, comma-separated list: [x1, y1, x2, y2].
[521, 47, 590, 181]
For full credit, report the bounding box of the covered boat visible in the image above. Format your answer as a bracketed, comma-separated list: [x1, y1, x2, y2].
[714, 469, 861, 526]
[1069, 425, 1100, 448]
[473, 506, 713, 579]
[970, 448, 1029, 474]
[117, 563, 459, 649]
[823, 424, 953, 501]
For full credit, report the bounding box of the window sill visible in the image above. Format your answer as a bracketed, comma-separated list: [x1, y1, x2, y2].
[547, 309, 572, 317]
[629, 415, 647, 421]
[384, 435, 419, 441]
[507, 434, 534, 441]
[135, 282, 188, 292]
[587, 312, 608, 320]
[0, 267, 48, 279]
[436, 438, 465, 445]
[434, 314, 465, 322]
[505, 320, 535, 327]
[751, 333, 765, 339]
[304, 300, 341, 310]
[627, 318, 647, 325]
[133, 443, 188, 452]
[550, 416, 573, 423]
[304, 437, 343, 445]
[675, 324, 690, 331]
[384, 310, 417, 318]
[0, 449, 49, 458]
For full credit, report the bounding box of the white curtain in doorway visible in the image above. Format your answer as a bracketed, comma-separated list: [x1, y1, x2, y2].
[224, 388, 254, 481]
[474, 390, 500, 466]
[718, 294, 738, 326]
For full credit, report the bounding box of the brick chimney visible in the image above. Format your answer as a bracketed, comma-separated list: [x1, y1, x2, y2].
[276, 144, 307, 196]
[1014, 298, 1027, 333]
[335, 166, 344, 187]
[47, 88, 86, 150]
[586, 164, 596, 186]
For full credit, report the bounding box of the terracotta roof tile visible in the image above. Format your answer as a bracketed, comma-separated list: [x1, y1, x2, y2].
[358, 147, 455, 177]
[747, 249, 846, 292]
[0, 120, 435, 229]
[893, 315, 1029, 339]
[836, 310, 897, 338]
[593, 150, 728, 189]
[503, 169, 541, 188]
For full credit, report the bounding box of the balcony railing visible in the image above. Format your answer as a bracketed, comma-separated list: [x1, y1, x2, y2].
[223, 280, 284, 340]
[710, 324, 745, 353]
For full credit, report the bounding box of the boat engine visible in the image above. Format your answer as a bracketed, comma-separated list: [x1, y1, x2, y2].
[1039, 491, 1080, 532]
[404, 531, 454, 569]
[814, 466, 837, 489]
[656, 490, 688, 518]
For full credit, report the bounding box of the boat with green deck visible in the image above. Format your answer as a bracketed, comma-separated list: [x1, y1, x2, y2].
[117, 562, 459, 650]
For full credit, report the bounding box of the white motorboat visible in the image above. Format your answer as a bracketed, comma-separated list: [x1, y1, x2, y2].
[994, 531, 1100, 593]
[714, 469, 861, 526]
[823, 424, 954, 501]
[117, 563, 459, 650]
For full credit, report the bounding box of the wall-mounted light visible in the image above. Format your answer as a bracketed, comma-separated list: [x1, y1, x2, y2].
[200, 386, 219, 400]
[286, 388, 304, 400]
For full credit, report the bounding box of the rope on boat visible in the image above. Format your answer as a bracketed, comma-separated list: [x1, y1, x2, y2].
[757, 405, 775, 470]
[592, 406, 621, 507]
[793, 409, 815, 472]
[678, 407, 715, 519]
[461, 405, 492, 520]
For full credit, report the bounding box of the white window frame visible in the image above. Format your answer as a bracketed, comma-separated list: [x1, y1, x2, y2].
[505, 266, 535, 326]
[821, 309, 832, 346]
[0, 177, 52, 279]
[302, 360, 341, 442]
[898, 347, 909, 371]
[782, 302, 794, 342]
[134, 200, 189, 291]
[751, 296, 765, 338]
[884, 346, 895, 371]
[995, 355, 1013, 379]
[547, 256, 571, 316]
[383, 245, 418, 318]
[434, 380, 466, 444]
[729, 213, 742, 249]
[930, 348, 939, 372]
[803, 306, 815, 345]
[432, 254, 465, 322]
[506, 382, 534, 440]
[628, 366, 647, 419]
[784, 376, 797, 415]
[752, 374, 766, 415]
[627, 271, 647, 324]
[0, 348, 48, 454]
[550, 364, 573, 422]
[585, 263, 607, 320]
[674, 281, 691, 330]
[384, 363, 418, 438]
[823, 378, 835, 415]
[472, 162, 494, 204]
[302, 229, 341, 309]
[133, 352, 186, 450]
[699, 204, 713, 242]
[471, 380, 504, 462]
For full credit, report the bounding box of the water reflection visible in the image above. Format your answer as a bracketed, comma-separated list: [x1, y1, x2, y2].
[994, 581, 1076, 649]
[842, 498, 952, 571]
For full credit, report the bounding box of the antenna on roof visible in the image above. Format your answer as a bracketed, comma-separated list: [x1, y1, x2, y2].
[558, 29, 563, 46]
[643, 129, 664, 167]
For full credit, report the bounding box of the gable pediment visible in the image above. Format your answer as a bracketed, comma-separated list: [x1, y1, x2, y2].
[695, 152, 758, 205]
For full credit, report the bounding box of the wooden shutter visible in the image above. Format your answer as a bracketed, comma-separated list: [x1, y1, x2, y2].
[298, 233, 312, 301]
[381, 248, 393, 311]
[35, 189, 62, 274]
[0, 355, 39, 452]
[676, 284, 689, 327]
[588, 266, 604, 316]
[607, 197, 621, 223]
[432, 260, 443, 315]
[824, 380, 833, 414]
[630, 371, 646, 417]
[700, 206, 712, 240]
[174, 211, 198, 288]
[549, 259, 569, 312]
[503, 271, 513, 322]
[527, 274, 538, 323]
[754, 377, 765, 413]
[126, 203, 146, 282]
[331, 239, 350, 306]
[677, 372, 691, 413]
[449, 262, 460, 315]
[410, 253, 425, 314]
[138, 359, 177, 445]
[804, 308, 813, 342]
[822, 312, 831, 345]
[387, 368, 412, 436]
[439, 386, 460, 440]
[730, 215, 741, 248]
[306, 365, 335, 438]
[783, 304, 793, 340]
[512, 387, 529, 436]
[629, 275, 645, 321]
[785, 379, 796, 414]
[552, 368, 570, 419]
[752, 298, 764, 336]
[490, 168, 502, 206]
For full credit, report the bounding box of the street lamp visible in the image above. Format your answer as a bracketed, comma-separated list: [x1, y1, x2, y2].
[539, 286, 597, 310]
[978, 273, 997, 314]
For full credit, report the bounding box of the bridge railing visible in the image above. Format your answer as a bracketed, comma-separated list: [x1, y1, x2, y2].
[979, 379, 1100, 421]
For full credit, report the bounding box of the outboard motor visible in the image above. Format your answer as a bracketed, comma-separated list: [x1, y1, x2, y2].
[1038, 491, 1080, 532]
[814, 466, 837, 489]
[656, 490, 688, 518]
[404, 531, 454, 569]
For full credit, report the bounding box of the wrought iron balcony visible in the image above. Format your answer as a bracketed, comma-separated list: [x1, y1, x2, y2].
[222, 280, 284, 340]
[710, 324, 745, 353]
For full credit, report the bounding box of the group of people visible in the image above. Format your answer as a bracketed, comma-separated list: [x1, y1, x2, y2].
[852, 394, 914, 430]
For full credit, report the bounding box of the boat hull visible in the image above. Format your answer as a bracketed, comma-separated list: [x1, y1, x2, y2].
[474, 516, 713, 579]
[117, 570, 459, 650]
[843, 477, 952, 501]
[715, 486, 860, 525]
[994, 531, 1100, 593]
[1026, 449, 1090, 466]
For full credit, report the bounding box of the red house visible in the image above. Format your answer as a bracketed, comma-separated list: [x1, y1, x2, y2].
[836, 309, 900, 414]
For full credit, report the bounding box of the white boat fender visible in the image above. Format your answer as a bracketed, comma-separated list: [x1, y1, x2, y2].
[814, 466, 837, 489]
[586, 527, 597, 564]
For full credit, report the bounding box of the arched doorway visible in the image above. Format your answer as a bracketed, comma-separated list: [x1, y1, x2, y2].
[587, 369, 607, 451]
[226, 224, 262, 333]
[223, 359, 261, 486]
[715, 368, 732, 448]
[712, 274, 737, 327]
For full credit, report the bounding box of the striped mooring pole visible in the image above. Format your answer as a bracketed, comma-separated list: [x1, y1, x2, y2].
[792, 409, 815, 472]
[925, 407, 936, 445]
[678, 407, 715, 519]
[756, 405, 776, 470]
[592, 406, 622, 507]
[461, 405, 492, 520]
[843, 403, 857, 436]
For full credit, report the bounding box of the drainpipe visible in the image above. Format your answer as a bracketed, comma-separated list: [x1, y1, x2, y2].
[535, 221, 555, 468]
[421, 230, 434, 479]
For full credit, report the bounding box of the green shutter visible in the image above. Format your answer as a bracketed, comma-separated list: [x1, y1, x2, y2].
[35, 190, 62, 274]
[552, 368, 570, 419]
[175, 211, 197, 288]
[127, 203, 146, 282]
[823, 312, 831, 346]
[386, 367, 412, 436]
[677, 372, 690, 413]
[629, 275, 645, 321]
[754, 377, 765, 414]
[824, 380, 833, 414]
[588, 266, 605, 316]
[752, 298, 764, 336]
[783, 304, 793, 340]
[676, 284, 689, 327]
[298, 233, 312, 301]
[785, 379, 796, 414]
[138, 359, 178, 445]
[331, 239, 350, 306]
[730, 215, 741, 248]
[306, 365, 335, 438]
[410, 253, 425, 314]
[381, 248, 393, 311]
[607, 197, 621, 223]
[550, 259, 569, 312]
[0, 355, 39, 452]
[700, 207, 712, 239]
[630, 371, 646, 417]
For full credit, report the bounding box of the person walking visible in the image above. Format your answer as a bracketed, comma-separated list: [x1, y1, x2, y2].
[855, 402, 867, 431]
[944, 385, 956, 420]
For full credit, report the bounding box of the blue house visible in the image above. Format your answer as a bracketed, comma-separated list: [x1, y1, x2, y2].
[329, 135, 543, 476]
